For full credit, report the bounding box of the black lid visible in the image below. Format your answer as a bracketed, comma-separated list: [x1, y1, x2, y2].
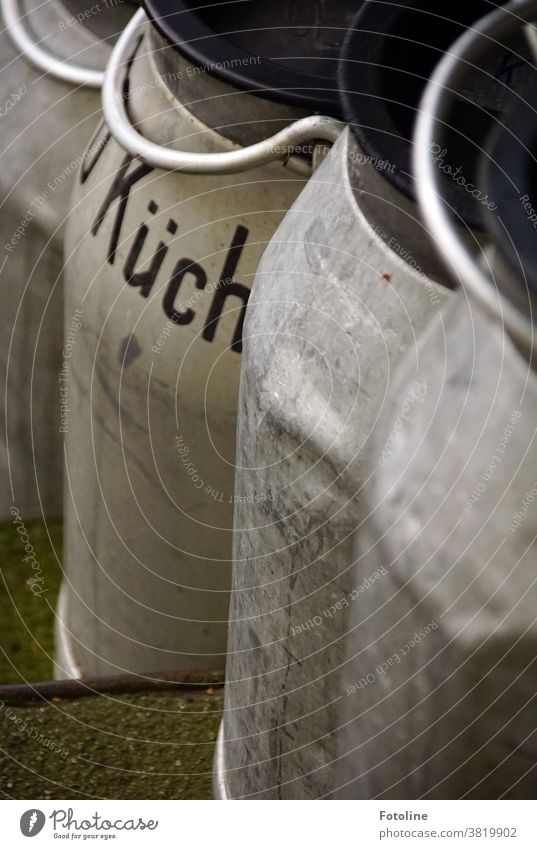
[142, 0, 359, 116]
[483, 86, 537, 295]
[338, 1, 529, 228]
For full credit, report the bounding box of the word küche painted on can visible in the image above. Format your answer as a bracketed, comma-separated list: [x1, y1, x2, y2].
[86, 149, 250, 354]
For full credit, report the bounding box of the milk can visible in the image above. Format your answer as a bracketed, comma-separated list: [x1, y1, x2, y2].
[338, 0, 537, 799]
[215, 0, 534, 800]
[57, 1, 354, 678]
[0, 0, 134, 521]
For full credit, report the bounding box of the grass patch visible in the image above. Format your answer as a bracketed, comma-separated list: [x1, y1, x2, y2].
[0, 520, 63, 684]
[0, 522, 224, 799]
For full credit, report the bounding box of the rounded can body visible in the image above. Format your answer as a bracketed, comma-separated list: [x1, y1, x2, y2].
[219, 129, 449, 799]
[58, 29, 309, 677]
[341, 292, 537, 798]
[0, 0, 128, 520]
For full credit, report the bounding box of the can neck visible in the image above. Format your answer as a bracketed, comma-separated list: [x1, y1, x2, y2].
[345, 132, 458, 289]
[148, 27, 311, 148]
[142, 0, 358, 116]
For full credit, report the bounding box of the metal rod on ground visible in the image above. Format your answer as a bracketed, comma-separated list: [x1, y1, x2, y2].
[0, 670, 225, 704]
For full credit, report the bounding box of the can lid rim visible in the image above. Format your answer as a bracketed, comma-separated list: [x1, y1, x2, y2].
[339, 0, 495, 228]
[141, 0, 347, 115]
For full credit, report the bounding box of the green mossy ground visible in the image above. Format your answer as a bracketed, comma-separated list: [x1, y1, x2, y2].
[0, 690, 222, 799]
[0, 520, 63, 683]
[0, 521, 223, 799]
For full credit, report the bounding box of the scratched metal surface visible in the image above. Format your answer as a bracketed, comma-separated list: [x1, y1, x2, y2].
[220, 129, 450, 799]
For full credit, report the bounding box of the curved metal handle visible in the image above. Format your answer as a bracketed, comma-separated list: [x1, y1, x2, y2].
[102, 7, 343, 175]
[2, 0, 104, 88]
[413, 0, 537, 356]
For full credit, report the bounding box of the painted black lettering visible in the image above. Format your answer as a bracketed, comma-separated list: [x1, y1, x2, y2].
[203, 226, 250, 353]
[91, 155, 152, 264]
[122, 205, 172, 298]
[80, 121, 111, 184]
[495, 52, 527, 87]
[163, 259, 207, 325]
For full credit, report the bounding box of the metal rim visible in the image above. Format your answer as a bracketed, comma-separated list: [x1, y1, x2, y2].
[141, 0, 351, 116]
[2, 0, 105, 88]
[212, 722, 229, 800]
[53, 581, 84, 680]
[102, 7, 343, 175]
[413, 0, 537, 357]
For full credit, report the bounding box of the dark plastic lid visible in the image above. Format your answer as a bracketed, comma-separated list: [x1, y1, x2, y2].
[141, 0, 359, 116]
[338, 0, 528, 228]
[483, 86, 537, 294]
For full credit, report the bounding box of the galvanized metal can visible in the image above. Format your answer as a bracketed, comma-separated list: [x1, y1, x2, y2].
[342, 292, 537, 799]
[216, 0, 533, 799]
[0, 0, 133, 521]
[340, 0, 537, 799]
[56, 1, 353, 678]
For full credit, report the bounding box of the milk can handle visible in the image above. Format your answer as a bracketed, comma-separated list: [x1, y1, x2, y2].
[414, 0, 537, 357]
[102, 7, 343, 175]
[1, 0, 105, 88]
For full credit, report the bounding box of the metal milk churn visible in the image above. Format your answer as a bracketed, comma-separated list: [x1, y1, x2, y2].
[339, 0, 537, 799]
[215, 0, 533, 800]
[57, 1, 354, 678]
[0, 0, 134, 521]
